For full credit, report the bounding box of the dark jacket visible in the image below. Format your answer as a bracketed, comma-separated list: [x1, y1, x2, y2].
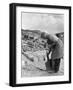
[41, 33, 64, 59]
[50, 39, 64, 59]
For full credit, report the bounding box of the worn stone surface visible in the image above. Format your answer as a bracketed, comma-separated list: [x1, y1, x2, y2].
[21, 30, 64, 77]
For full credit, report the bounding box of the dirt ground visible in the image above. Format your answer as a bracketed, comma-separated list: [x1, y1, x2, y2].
[21, 55, 64, 77]
[21, 30, 64, 77]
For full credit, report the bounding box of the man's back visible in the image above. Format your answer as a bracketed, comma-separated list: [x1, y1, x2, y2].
[51, 38, 64, 59]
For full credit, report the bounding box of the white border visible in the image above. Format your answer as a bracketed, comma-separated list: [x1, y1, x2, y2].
[16, 6, 69, 84]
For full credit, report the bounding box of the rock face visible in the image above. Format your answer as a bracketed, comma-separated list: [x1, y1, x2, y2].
[21, 29, 48, 52]
[21, 29, 49, 70]
[21, 29, 64, 72]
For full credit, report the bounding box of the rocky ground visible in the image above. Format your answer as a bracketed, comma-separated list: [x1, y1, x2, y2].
[21, 30, 64, 77]
[21, 54, 64, 77]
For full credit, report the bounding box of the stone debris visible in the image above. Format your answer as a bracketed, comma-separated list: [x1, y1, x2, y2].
[21, 29, 64, 76]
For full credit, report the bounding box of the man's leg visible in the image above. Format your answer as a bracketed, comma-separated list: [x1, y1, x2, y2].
[51, 59, 61, 73]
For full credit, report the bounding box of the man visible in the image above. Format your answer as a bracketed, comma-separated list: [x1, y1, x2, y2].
[41, 32, 64, 73]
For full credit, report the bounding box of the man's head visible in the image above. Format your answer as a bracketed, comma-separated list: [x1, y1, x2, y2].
[41, 32, 58, 44]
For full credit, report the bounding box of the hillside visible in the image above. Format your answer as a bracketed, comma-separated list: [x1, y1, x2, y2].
[21, 29, 64, 52]
[21, 29, 64, 77]
[21, 29, 48, 52]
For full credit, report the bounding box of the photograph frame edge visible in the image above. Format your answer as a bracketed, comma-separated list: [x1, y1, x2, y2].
[9, 3, 71, 87]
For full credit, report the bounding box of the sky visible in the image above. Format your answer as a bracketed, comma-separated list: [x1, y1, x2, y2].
[22, 12, 64, 34]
